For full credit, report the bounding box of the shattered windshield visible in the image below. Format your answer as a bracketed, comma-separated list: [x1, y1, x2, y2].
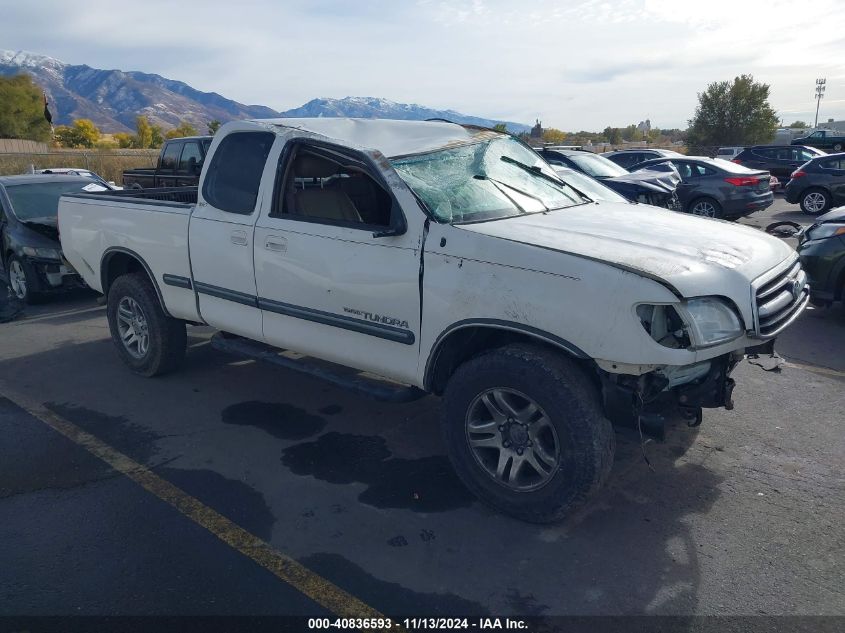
[390, 137, 586, 223]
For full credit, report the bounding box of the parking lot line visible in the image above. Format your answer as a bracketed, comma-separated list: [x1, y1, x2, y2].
[0, 381, 397, 630]
[784, 361, 845, 379]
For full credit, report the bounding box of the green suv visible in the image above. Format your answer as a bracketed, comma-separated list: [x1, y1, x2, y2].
[797, 207, 845, 306]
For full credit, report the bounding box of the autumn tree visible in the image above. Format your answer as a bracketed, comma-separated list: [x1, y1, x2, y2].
[542, 128, 568, 144]
[113, 132, 135, 148]
[0, 74, 52, 142]
[165, 120, 199, 139]
[135, 115, 153, 148]
[151, 124, 164, 148]
[687, 74, 778, 147]
[54, 119, 100, 148]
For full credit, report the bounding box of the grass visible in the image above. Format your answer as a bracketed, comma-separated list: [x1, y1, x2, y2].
[0, 149, 159, 184]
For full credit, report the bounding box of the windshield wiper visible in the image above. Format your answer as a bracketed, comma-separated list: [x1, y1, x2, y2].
[499, 155, 569, 187]
[473, 174, 547, 212]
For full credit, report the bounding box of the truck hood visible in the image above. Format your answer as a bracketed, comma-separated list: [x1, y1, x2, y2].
[455, 202, 794, 297]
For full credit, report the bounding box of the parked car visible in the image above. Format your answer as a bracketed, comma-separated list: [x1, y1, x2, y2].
[123, 136, 212, 189]
[601, 148, 683, 169]
[537, 147, 680, 209]
[0, 175, 108, 302]
[32, 168, 118, 189]
[714, 147, 744, 161]
[797, 206, 845, 306]
[549, 166, 631, 203]
[60, 118, 806, 523]
[630, 156, 773, 219]
[791, 129, 845, 152]
[732, 145, 824, 181]
[784, 152, 845, 215]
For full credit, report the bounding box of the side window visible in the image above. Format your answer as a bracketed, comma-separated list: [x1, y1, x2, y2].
[159, 142, 181, 172]
[673, 162, 693, 178]
[800, 149, 818, 161]
[272, 145, 393, 228]
[820, 158, 842, 170]
[202, 132, 275, 215]
[178, 142, 203, 173]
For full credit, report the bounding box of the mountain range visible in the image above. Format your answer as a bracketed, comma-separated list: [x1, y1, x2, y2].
[0, 50, 529, 134]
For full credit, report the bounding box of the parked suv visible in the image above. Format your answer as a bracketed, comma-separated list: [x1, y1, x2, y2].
[784, 152, 845, 215]
[601, 148, 683, 169]
[797, 207, 845, 306]
[732, 145, 824, 181]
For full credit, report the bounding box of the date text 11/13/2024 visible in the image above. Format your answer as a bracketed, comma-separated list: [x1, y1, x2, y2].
[307, 618, 530, 630]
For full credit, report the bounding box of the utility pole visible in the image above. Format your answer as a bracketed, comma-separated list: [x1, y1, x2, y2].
[814, 78, 826, 128]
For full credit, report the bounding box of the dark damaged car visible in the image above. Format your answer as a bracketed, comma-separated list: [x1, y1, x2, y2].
[0, 175, 108, 302]
[537, 147, 681, 210]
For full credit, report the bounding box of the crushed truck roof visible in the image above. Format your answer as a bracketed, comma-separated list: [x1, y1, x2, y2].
[252, 117, 504, 158]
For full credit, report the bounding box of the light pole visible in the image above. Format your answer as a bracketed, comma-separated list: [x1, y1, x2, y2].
[814, 78, 826, 128]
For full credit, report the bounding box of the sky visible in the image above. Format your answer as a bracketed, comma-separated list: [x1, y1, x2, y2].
[2, 0, 844, 131]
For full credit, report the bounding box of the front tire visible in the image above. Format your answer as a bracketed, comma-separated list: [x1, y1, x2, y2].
[7, 255, 40, 304]
[799, 188, 831, 215]
[107, 272, 186, 377]
[441, 344, 615, 523]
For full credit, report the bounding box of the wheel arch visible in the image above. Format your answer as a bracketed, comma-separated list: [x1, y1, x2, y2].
[100, 247, 171, 317]
[424, 320, 591, 395]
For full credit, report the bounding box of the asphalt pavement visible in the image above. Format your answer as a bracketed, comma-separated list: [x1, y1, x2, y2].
[0, 195, 843, 626]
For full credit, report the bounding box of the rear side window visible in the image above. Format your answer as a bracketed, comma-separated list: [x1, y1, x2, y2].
[160, 142, 181, 171]
[179, 142, 203, 172]
[202, 132, 275, 215]
[820, 158, 843, 169]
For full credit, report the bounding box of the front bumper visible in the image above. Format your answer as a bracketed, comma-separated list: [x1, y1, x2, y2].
[29, 256, 85, 292]
[599, 350, 752, 438]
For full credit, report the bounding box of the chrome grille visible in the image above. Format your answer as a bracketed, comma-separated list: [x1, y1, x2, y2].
[752, 259, 809, 337]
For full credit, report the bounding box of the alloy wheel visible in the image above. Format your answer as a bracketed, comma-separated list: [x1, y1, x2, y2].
[116, 296, 150, 359]
[691, 201, 717, 217]
[8, 260, 27, 300]
[803, 192, 827, 214]
[465, 388, 561, 492]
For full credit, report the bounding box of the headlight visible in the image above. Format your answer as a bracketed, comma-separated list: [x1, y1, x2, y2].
[680, 297, 743, 347]
[806, 223, 845, 241]
[22, 246, 62, 260]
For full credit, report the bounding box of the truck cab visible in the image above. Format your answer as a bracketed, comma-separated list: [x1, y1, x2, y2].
[122, 136, 211, 189]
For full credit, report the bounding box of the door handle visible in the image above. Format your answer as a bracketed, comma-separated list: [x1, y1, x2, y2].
[230, 230, 248, 246]
[265, 235, 287, 252]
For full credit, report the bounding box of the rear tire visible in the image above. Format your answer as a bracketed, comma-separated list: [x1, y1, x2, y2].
[688, 197, 723, 219]
[106, 272, 186, 377]
[799, 188, 830, 216]
[441, 344, 615, 523]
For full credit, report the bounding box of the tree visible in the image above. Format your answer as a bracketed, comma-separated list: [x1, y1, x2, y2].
[207, 119, 222, 135]
[542, 128, 568, 144]
[0, 74, 52, 142]
[114, 132, 135, 148]
[165, 120, 199, 140]
[603, 126, 622, 145]
[687, 74, 778, 147]
[53, 119, 100, 148]
[135, 115, 153, 149]
[492, 123, 508, 133]
[788, 120, 808, 128]
[150, 124, 164, 148]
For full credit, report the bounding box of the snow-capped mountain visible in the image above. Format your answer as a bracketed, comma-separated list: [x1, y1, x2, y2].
[0, 50, 529, 133]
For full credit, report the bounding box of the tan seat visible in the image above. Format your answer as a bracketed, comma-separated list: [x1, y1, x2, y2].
[289, 153, 363, 223]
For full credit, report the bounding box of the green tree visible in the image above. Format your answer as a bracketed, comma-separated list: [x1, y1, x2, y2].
[135, 115, 153, 149]
[492, 123, 508, 133]
[687, 74, 778, 147]
[542, 128, 568, 144]
[0, 74, 52, 142]
[603, 126, 623, 145]
[788, 120, 808, 128]
[207, 119, 222, 135]
[165, 120, 199, 140]
[150, 124, 165, 148]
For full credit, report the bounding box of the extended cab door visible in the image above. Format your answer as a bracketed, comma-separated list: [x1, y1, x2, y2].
[175, 140, 204, 187]
[155, 141, 181, 188]
[189, 130, 276, 338]
[253, 140, 422, 384]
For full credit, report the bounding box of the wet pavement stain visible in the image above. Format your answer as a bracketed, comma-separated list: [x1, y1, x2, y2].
[222, 401, 326, 441]
[299, 552, 488, 616]
[281, 432, 474, 512]
[45, 402, 162, 463]
[158, 467, 276, 541]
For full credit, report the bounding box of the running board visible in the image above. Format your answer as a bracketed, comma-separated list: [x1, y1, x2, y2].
[210, 333, 426, 403]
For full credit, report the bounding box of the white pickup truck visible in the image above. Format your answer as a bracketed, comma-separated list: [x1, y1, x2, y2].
[59, 118, 808, 522]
